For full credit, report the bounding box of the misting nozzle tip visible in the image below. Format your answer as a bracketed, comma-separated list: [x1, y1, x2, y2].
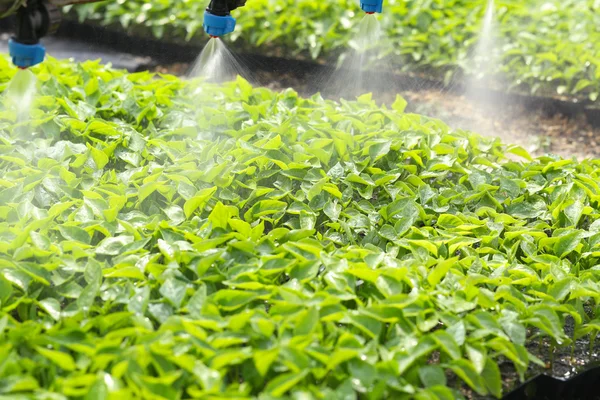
[209, 35, 219, 39]
[366, 11, 375, 14]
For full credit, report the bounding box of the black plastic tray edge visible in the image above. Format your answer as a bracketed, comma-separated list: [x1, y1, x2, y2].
[502, 363, 600, 400]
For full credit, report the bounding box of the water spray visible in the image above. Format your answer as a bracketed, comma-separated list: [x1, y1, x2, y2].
[192, 0, 256, 83]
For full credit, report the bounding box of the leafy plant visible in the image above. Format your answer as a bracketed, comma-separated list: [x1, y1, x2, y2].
[1, 55, 600, 399]
[70, 0, 600, 99]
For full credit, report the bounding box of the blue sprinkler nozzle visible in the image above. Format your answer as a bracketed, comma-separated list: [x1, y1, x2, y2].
[203, 11, 236, 37]
[360, 0, 383, 13]
[8, 39, 45, 68]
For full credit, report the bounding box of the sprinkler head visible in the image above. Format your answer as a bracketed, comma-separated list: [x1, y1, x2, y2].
[360, 0, 383, 13]
[203, 10, 236, 37]
[9, 0, 60, 68]
[9, 39, 45, 68]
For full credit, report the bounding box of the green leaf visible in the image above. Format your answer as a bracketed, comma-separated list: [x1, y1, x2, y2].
[448, 359, 487, 395]
[244, 200, 287, 221]
[78, 260, 102, 312]
[264, 370, 308, 397]
[428, 257, 457, 287]
[187, 284, 206, 318]
[87, 144, 109, 169]
[447, 321, 466, 346]
[326, 348, 359, 371]
[184, 187, 217, 218]
[164, 205, 185, 225]
[208, 202, 239, 229]
[84, 259, 103, 285]
[128, 286, 150, 315]
[397, 336, 437, 375]
[160, 276, 187, 308]
[212, 290, 258, 311]
[193, 362, 221, 391]
[465, 343, 486, 374]
[506, 200, 546, 219]
[36, 347, 77, 371]
[58, 225, 91, 244]
[294, 306, 319, 335]
[0, 275, 13, 305]
[392, 95, 408, 113]
[96, 236, 134, 256]
[481, 358, 502, 398]
[432, 330, 460, 360]
[84, 378, 109, 400]
[507, 145, 532, 161]
[253, 348, 279, 376]
[419, 365, 447, 388]
[554, 231, 583, 258]
[299, 211, 316, 230]
[38, 298, 61, 321]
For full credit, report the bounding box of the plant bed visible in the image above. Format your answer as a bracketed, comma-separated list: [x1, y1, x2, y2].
[399, 90, 600, 161]
[64, 0, 600, 101]
[6, 21, 600, 160]
[4, 14, 599, 122]
[31, 18, 600, 131]
[250, 68, 600, 161]
[3, 56, 600, 399]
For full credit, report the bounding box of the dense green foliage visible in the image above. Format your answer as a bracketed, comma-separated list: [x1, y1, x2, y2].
[71, 0, 600, 99]
[1, 57, 600, 399]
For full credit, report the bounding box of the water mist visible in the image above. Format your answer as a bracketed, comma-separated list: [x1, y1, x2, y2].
[189, 38, 255, 84]
[465, 0, 500, 109]
[320, 13, 394, 101]
[3, 68, 38, 125]
[455, 0, 518, 143]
